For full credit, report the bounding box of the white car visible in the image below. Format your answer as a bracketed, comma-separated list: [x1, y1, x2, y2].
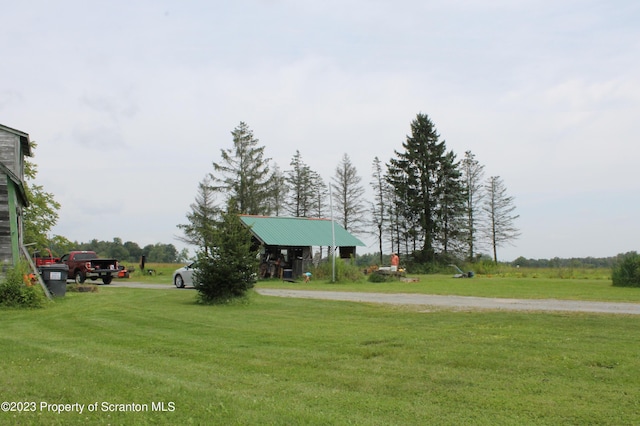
[173, 262, 197, 288]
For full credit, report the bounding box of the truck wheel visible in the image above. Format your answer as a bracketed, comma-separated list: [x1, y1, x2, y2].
[75, 271, 86, 284]
[102, 276, 113, 285]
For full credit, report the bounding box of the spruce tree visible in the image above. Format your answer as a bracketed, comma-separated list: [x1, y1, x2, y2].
[387, 113, 447, 262]
[177, 175, 220, 256]
[461, 150, 485, 262]
[331, 153, 366, 236]
[211, 122, 272, 215]
[370, 156, 388, 263]
[435, 150, 466, 258]
[482, 176, 520, 264]
[193, 203, 259, 303]
[285, 150, 315, 217]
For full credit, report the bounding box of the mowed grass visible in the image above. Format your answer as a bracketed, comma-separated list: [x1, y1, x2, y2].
[2, 283, 640, 425]
[257, 273, 640, 302]
[126, 263, 637, 302]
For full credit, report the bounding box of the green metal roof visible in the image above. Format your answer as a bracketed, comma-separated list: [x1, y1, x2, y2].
[240, 215, 365, 247]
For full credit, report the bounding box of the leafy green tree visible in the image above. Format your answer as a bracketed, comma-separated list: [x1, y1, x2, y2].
[143, 243, 179, 263]
[482, 176, 520, 264]
[48, 235, 74, 257]
[332, 153, 366, 236]
[211, 122, 272, 215]
[176, 248, 191, 263]
[124, 241, 143, 262]
[193, 205, 258, 303]
[22, 142, 61, 253]
[105, 237, 130, 260]
[387, 113, 448, 262]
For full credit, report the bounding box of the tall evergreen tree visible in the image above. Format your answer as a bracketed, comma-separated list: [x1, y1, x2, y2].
[461, 150, 485, 262]
[331, 153, 366, 236]
[370, 156, 388, 263]
[387, 113, 447, 262]
[435, 150, 466, 257]
[210, 122, 272, 215]
[482, 176, 520, 263]
[309, 170, 328, 218]
[194, 203, 258, 303]
[266, 164, 288, 216]
[177, 175, 220, 256]
[285, 150, 316, 217]
[385, 162, 410, 256]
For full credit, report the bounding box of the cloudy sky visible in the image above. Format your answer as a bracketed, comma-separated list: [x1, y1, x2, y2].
[2, 0, 638, 261]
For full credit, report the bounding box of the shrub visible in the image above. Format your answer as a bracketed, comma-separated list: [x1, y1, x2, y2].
[194, 209, 259, 304]
[367, 272, 393, 283]
[612, 252, 640, 287]
[313, 257, 364, 283]
[0, 262, 44, 308]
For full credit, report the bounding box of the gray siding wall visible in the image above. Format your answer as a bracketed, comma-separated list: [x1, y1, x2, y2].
[0, 176, 12, 264]
[0, 129, 20, 178]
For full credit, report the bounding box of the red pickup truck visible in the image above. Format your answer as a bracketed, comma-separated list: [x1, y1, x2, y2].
[59, 251, 121, 285]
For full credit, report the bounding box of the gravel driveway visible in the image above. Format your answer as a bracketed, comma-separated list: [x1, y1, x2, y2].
[106, 283, 640, 315]
[255, 289, 640, 315]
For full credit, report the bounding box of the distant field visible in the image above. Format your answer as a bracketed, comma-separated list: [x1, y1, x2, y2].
[2, 284, 640, 425]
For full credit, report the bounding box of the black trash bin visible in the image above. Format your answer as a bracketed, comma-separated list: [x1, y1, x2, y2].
[40, 264, 69, 297]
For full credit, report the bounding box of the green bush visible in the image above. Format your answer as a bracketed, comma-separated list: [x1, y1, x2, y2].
[612, 252, 640, 287]
[367, 272, 393, 283]
[0, 262, 44, 308]
[313, 257, 364, 283]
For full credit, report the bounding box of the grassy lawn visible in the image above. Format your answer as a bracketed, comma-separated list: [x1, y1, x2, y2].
[255, 274, 640, 302]
[124, 263, 638, 302]
[2, 282, 640, 425]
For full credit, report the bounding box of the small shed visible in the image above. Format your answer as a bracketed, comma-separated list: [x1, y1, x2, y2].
[0, 124, 31, 267]
[239, 215, 365, 279]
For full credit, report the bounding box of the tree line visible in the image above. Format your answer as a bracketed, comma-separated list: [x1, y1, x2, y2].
[179, 113, 520, 266]
[35, 237, 189, 264]
[24, 113, 520, 267]
[510, 254, 631, 269]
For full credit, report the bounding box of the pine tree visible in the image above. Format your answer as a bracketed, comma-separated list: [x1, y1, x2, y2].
[331, 153, 366, 236]
[482, 176, 520, 263]
[387, 113, 447, 262]
[461, 151, 485, 262]
[285, 150, 316, 217]
[309, 170, 328, 218]
[266, 164, 288, 216]
[435, 150, 466, 257]
[210, 122, 272, 215]
[193, 203, 258, 303]
[176, 175, 220, 256]
[370, 157, 388, 263]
